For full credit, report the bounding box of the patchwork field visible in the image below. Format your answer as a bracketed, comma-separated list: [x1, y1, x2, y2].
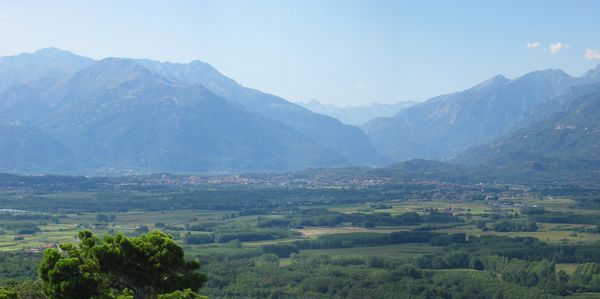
[1, 184, 600, 298]
[2, 194, 599, 252]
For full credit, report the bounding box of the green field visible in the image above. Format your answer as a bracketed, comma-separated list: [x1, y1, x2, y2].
[2, 195, 600, 251]
[2, 188, 600, 298]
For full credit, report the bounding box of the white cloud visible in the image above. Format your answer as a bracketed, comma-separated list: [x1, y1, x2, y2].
[353, 84, 366, 89]
[526, 42, 540, 49]
[549, 42, 569, 54]
[585, 49, 600, 60]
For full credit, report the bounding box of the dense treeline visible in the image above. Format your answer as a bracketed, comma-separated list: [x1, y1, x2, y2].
[0, 252, 40, 284]
[569, 262, 600, 292]
[0, 222, 42, 235]
[490, 219, 538, 232]
[183, 229, 299, 245]
[531, 211, 600, 225]
[184, 234, 214, 245]
[261, 244, 299, 258]
[213, 230, 297, 243]
[574, 195, 600, 209]
[0, 181, 499, 213]
[519, 205, 600, 225]
[196, 233, 600, 297]
[414, 249, 600, 295]
[414, 252, 568, 294]
[257, 209, 461, 230]
[199, 254, 551, 298]
[291, 231, 464, 250]
[0, 186, 419, 212]
[0, 213, 59, 222]
[454, 235, 600, 264]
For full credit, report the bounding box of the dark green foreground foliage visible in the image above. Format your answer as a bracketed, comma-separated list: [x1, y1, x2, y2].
[197, 233, 600, 298]
[0, 252, 40, 285]
[7, 231, 600, 297]
[37, 231, 206, 299]
[202, 255, 550, 298]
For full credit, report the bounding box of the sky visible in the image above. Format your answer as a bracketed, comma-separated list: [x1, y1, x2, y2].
[0, 0, 599, 106]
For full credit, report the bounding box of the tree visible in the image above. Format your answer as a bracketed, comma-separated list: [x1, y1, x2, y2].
[38, 237, 103, 298]
[96, 214, 115, 223]
[0, 289, 14, 299]
[256, 254, 279, 267]
[39, 230, 206, 299]
[0, 281, 44, 299]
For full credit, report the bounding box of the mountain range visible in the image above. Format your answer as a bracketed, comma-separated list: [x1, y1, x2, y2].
[297, 99, 416, 126]
[455, 82, 600, 169]
[0, 48, 386, 173]
[363, 65, 600, 162]
[0, 47, 599, 175]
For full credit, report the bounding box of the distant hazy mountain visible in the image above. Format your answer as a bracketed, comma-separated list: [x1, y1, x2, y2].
[2, 48, 598, 174]
[0, 125, 72, 172]
[297, 99, 417, 126]
[0, 49, 387, 173]
[454, 83, 600, 168]
[0, 48, 94, 93]
[582, 64, 600, 83]
[135, 59, 388, 166]
[363, 67, 600, 162]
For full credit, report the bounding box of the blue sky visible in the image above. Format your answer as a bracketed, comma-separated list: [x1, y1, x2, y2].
[1, 0, 599, 105]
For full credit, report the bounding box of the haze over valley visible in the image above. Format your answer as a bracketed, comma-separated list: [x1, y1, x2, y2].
[0, 48, 599, 176]
[2, 2, 600, 298]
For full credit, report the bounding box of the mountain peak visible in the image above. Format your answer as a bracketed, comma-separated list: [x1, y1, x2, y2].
[308, 99, 321, 105]
[473, 74, 509, 90]
[88, 57, 153, 77]
[31, 48, 94, 65]
[490, 74, 509, 81]
[519, 68, 570, 81]
[483, 74, 509, 85]
[33, 47, 75, 57]
[136, 58, 212, 69]
[133, 58, 236, 88]
[582, 64, 600, 81]
[69, 58, 171, 90]
[188, 59, 212, 67]
[0, 48, 95, 93]
[511, 68, 575, 91]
